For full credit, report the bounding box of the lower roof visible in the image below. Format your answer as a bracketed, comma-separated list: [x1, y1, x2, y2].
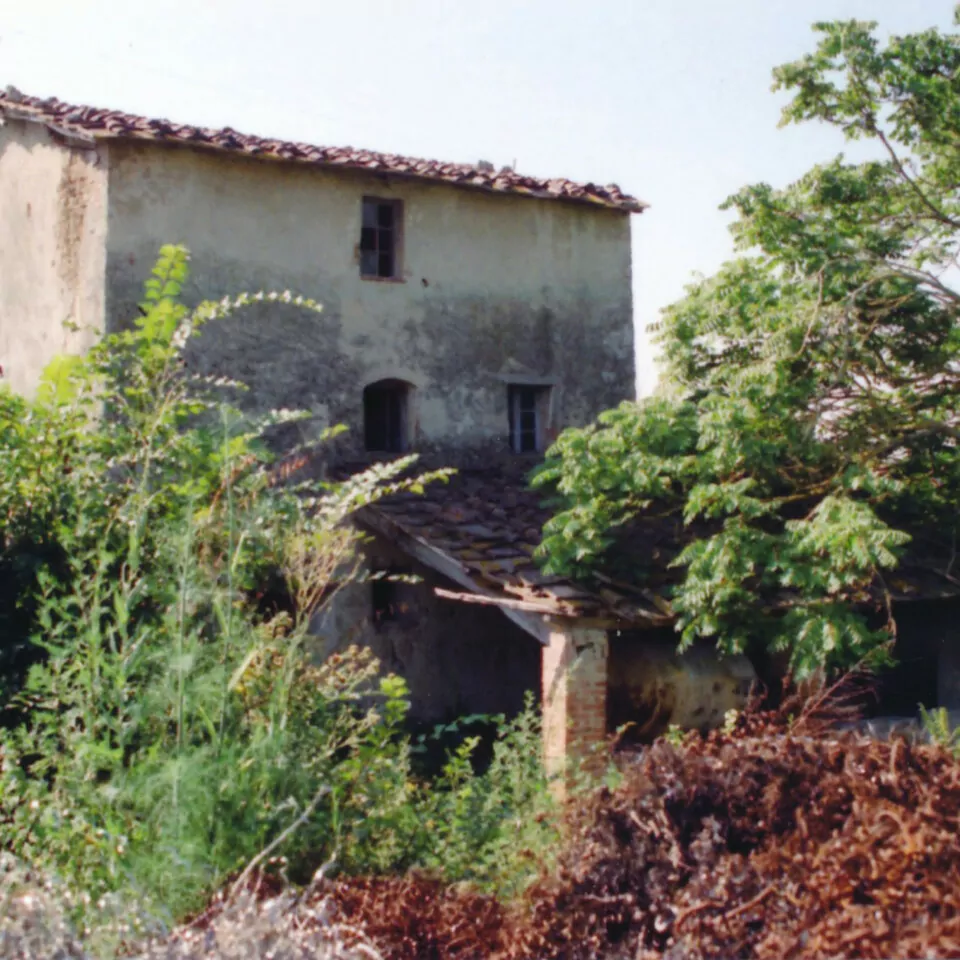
[350, 460, 677, 642]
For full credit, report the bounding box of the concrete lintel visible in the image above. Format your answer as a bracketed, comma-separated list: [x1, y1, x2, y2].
[491, 373, 559, 387]
[545, 614, 630, 632]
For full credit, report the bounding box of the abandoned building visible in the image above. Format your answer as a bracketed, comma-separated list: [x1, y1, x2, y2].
[0, 86, 717, 772]
[5, 88, 951, 771]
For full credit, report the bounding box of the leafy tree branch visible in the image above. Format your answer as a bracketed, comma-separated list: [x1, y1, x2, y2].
[535, 12, 960, 677]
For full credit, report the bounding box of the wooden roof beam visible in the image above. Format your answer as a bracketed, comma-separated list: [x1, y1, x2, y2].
[358, 508, 553, 644]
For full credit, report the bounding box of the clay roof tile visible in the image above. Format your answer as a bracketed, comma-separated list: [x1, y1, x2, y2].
[0, 87, 648, 213]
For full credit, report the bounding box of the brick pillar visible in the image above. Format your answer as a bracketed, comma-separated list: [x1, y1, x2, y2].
[541, 625, 609, 781]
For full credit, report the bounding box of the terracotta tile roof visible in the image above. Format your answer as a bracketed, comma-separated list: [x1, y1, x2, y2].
[302, 453, 960, 638]
[0, 86, 648, 214]
[352, 461, 960, 634]
[354, 462, 673, 630]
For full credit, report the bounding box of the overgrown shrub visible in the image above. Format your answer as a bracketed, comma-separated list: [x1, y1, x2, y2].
[0, 247, 561, 952]
[333, 696, 562, 898]
[0, 246, 437, 920]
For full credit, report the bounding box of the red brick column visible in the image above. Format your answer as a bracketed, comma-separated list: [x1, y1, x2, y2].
[542, 625, 609, 781]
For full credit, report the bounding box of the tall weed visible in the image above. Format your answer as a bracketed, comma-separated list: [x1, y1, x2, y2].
[0, 246, 565, 948]
[0, 246, 444, 920]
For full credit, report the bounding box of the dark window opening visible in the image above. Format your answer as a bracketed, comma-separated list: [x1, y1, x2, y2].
[509, 385, 549, 453]
[371, 569, 417, 627]
[360, 197, 402, 279]
[871, 607, 941, 716]
[364, 379, 411, 452]
[372, 577, 400, 624]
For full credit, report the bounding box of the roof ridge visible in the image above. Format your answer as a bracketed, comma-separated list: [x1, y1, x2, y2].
[0, 86, 648, 213]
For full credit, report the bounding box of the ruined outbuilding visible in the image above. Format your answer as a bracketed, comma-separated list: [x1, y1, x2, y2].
[0, 86, 764, 768]
[326, 461, 758, 774]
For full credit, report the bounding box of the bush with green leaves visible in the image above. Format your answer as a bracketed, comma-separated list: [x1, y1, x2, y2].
[535, 13, 960, 678]
[337, 695, 562, 898]
[0, 246, 561, 942]
[920, 705, 960, 755]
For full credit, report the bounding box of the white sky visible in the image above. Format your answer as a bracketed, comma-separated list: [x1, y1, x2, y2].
[2, 0, 954, 395]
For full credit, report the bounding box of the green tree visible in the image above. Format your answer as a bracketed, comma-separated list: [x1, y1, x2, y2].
[535, 12, 960, 676]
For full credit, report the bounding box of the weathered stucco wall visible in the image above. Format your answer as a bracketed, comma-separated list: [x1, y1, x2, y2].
[313, 533, 541, 723]
[103, 141, 635, 455]
[0, 119, 107, 396]
[609, 630, 757, 740]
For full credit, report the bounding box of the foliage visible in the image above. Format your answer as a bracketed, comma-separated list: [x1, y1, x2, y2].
[412, 696, 561, 897]
[0, 245, 424, 915]
[920, 704, 960, 755]
[535, 14, 960, 676]
[297, 694, 561, 899]
[0, 246, 554, 934]
[661, 724, 690, 748]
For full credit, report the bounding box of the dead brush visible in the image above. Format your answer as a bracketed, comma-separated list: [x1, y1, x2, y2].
[135, 884, 383, 960]
[0, 853, 384, 960]
[500, 688, 960, 960]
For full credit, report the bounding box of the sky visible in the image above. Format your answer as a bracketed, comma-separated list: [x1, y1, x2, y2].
[1, 0, 955, 395]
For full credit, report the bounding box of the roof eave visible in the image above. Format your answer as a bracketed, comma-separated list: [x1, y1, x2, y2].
[1, 99, 648, 214]
[99, 128, 650, 213]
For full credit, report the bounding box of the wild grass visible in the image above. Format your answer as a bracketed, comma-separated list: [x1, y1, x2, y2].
[0, 246, 563, 957]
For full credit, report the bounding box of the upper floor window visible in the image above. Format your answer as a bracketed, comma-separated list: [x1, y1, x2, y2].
[364, 378, 412, 452]
[508, 385, 550, 453]
[360, 197, 403, 280]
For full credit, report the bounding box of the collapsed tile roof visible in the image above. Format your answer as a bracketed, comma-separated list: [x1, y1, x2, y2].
[351, 462, 675, 637]
[0, 86, 648, 214]
[348, 460, 960, 642]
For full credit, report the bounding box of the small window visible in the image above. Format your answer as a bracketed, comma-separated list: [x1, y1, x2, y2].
[364, 379, 411, 452]
[372, 577, 400, 624]
[360, 197, 402, 279]
[371, 569, 417, 627]
[508, 385, 550, 453]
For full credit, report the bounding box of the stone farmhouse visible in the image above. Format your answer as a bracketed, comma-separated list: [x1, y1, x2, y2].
[0, 87, 761, 771]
